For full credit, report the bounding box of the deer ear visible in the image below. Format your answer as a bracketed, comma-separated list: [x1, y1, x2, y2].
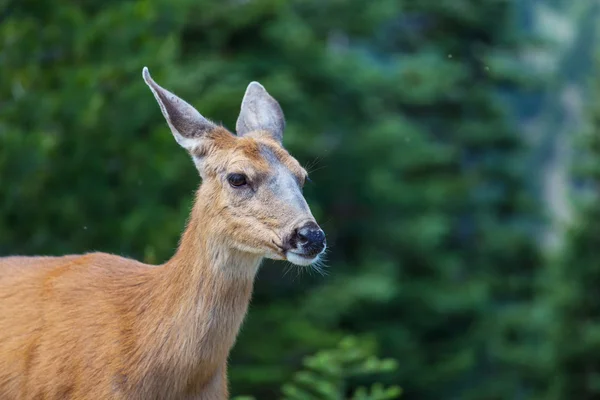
[142, 67, 216, 152]
[236, 82, 285, 142]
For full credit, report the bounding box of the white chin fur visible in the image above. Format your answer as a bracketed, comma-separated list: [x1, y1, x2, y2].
[286, 251, 319, 266]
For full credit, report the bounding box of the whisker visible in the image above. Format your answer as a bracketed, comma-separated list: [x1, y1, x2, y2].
[308, 253, 330, 277]
[304, 157, 321, 173]
[321, 217, 334, 226]
[294, 264, 306, 281]
[307, 165, 327, 174]
[282, 262, 295, 279]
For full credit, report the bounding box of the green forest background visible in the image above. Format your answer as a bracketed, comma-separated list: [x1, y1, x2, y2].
[1, 0, 599, 398]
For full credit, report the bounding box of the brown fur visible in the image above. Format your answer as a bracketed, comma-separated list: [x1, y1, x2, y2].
[0, 125, 313, 399]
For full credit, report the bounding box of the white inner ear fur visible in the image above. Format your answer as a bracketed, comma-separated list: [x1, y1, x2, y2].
[175, 135, 203, 153]
[236, 81, 285, 142]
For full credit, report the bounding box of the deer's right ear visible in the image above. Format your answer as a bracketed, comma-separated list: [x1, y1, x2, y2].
[142, 67, 216, 153]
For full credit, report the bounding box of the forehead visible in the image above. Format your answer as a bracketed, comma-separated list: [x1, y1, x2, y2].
[208, 129, 305, 177]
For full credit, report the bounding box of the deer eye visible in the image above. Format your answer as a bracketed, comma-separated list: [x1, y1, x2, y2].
[227, 173, 248, 188]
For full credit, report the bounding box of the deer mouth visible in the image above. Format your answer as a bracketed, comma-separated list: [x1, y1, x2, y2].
[285, 250, 321, 266]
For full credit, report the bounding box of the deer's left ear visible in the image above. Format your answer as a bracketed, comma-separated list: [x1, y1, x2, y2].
[236, 82, 285, 142]
[142, 67, 217, 152]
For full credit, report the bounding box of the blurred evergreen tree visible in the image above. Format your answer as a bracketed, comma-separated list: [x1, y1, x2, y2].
[0, 0, 544, 398]
[540, 49, 600, 400]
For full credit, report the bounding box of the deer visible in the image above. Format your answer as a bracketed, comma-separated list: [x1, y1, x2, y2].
[0, 67, 327, 400]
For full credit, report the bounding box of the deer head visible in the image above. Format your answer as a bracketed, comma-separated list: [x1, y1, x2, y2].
[142, 67, 326, 266]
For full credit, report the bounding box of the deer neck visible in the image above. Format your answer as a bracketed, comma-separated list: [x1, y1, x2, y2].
[163, 189, 263, 298]
[142, 187, 262, 383]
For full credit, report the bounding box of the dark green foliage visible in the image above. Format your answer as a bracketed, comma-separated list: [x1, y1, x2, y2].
[234, 336, 402, 400]
[281, 336, 401, 400]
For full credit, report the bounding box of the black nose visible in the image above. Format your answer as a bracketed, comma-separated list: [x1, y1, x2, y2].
[293, 222, 326, 256]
